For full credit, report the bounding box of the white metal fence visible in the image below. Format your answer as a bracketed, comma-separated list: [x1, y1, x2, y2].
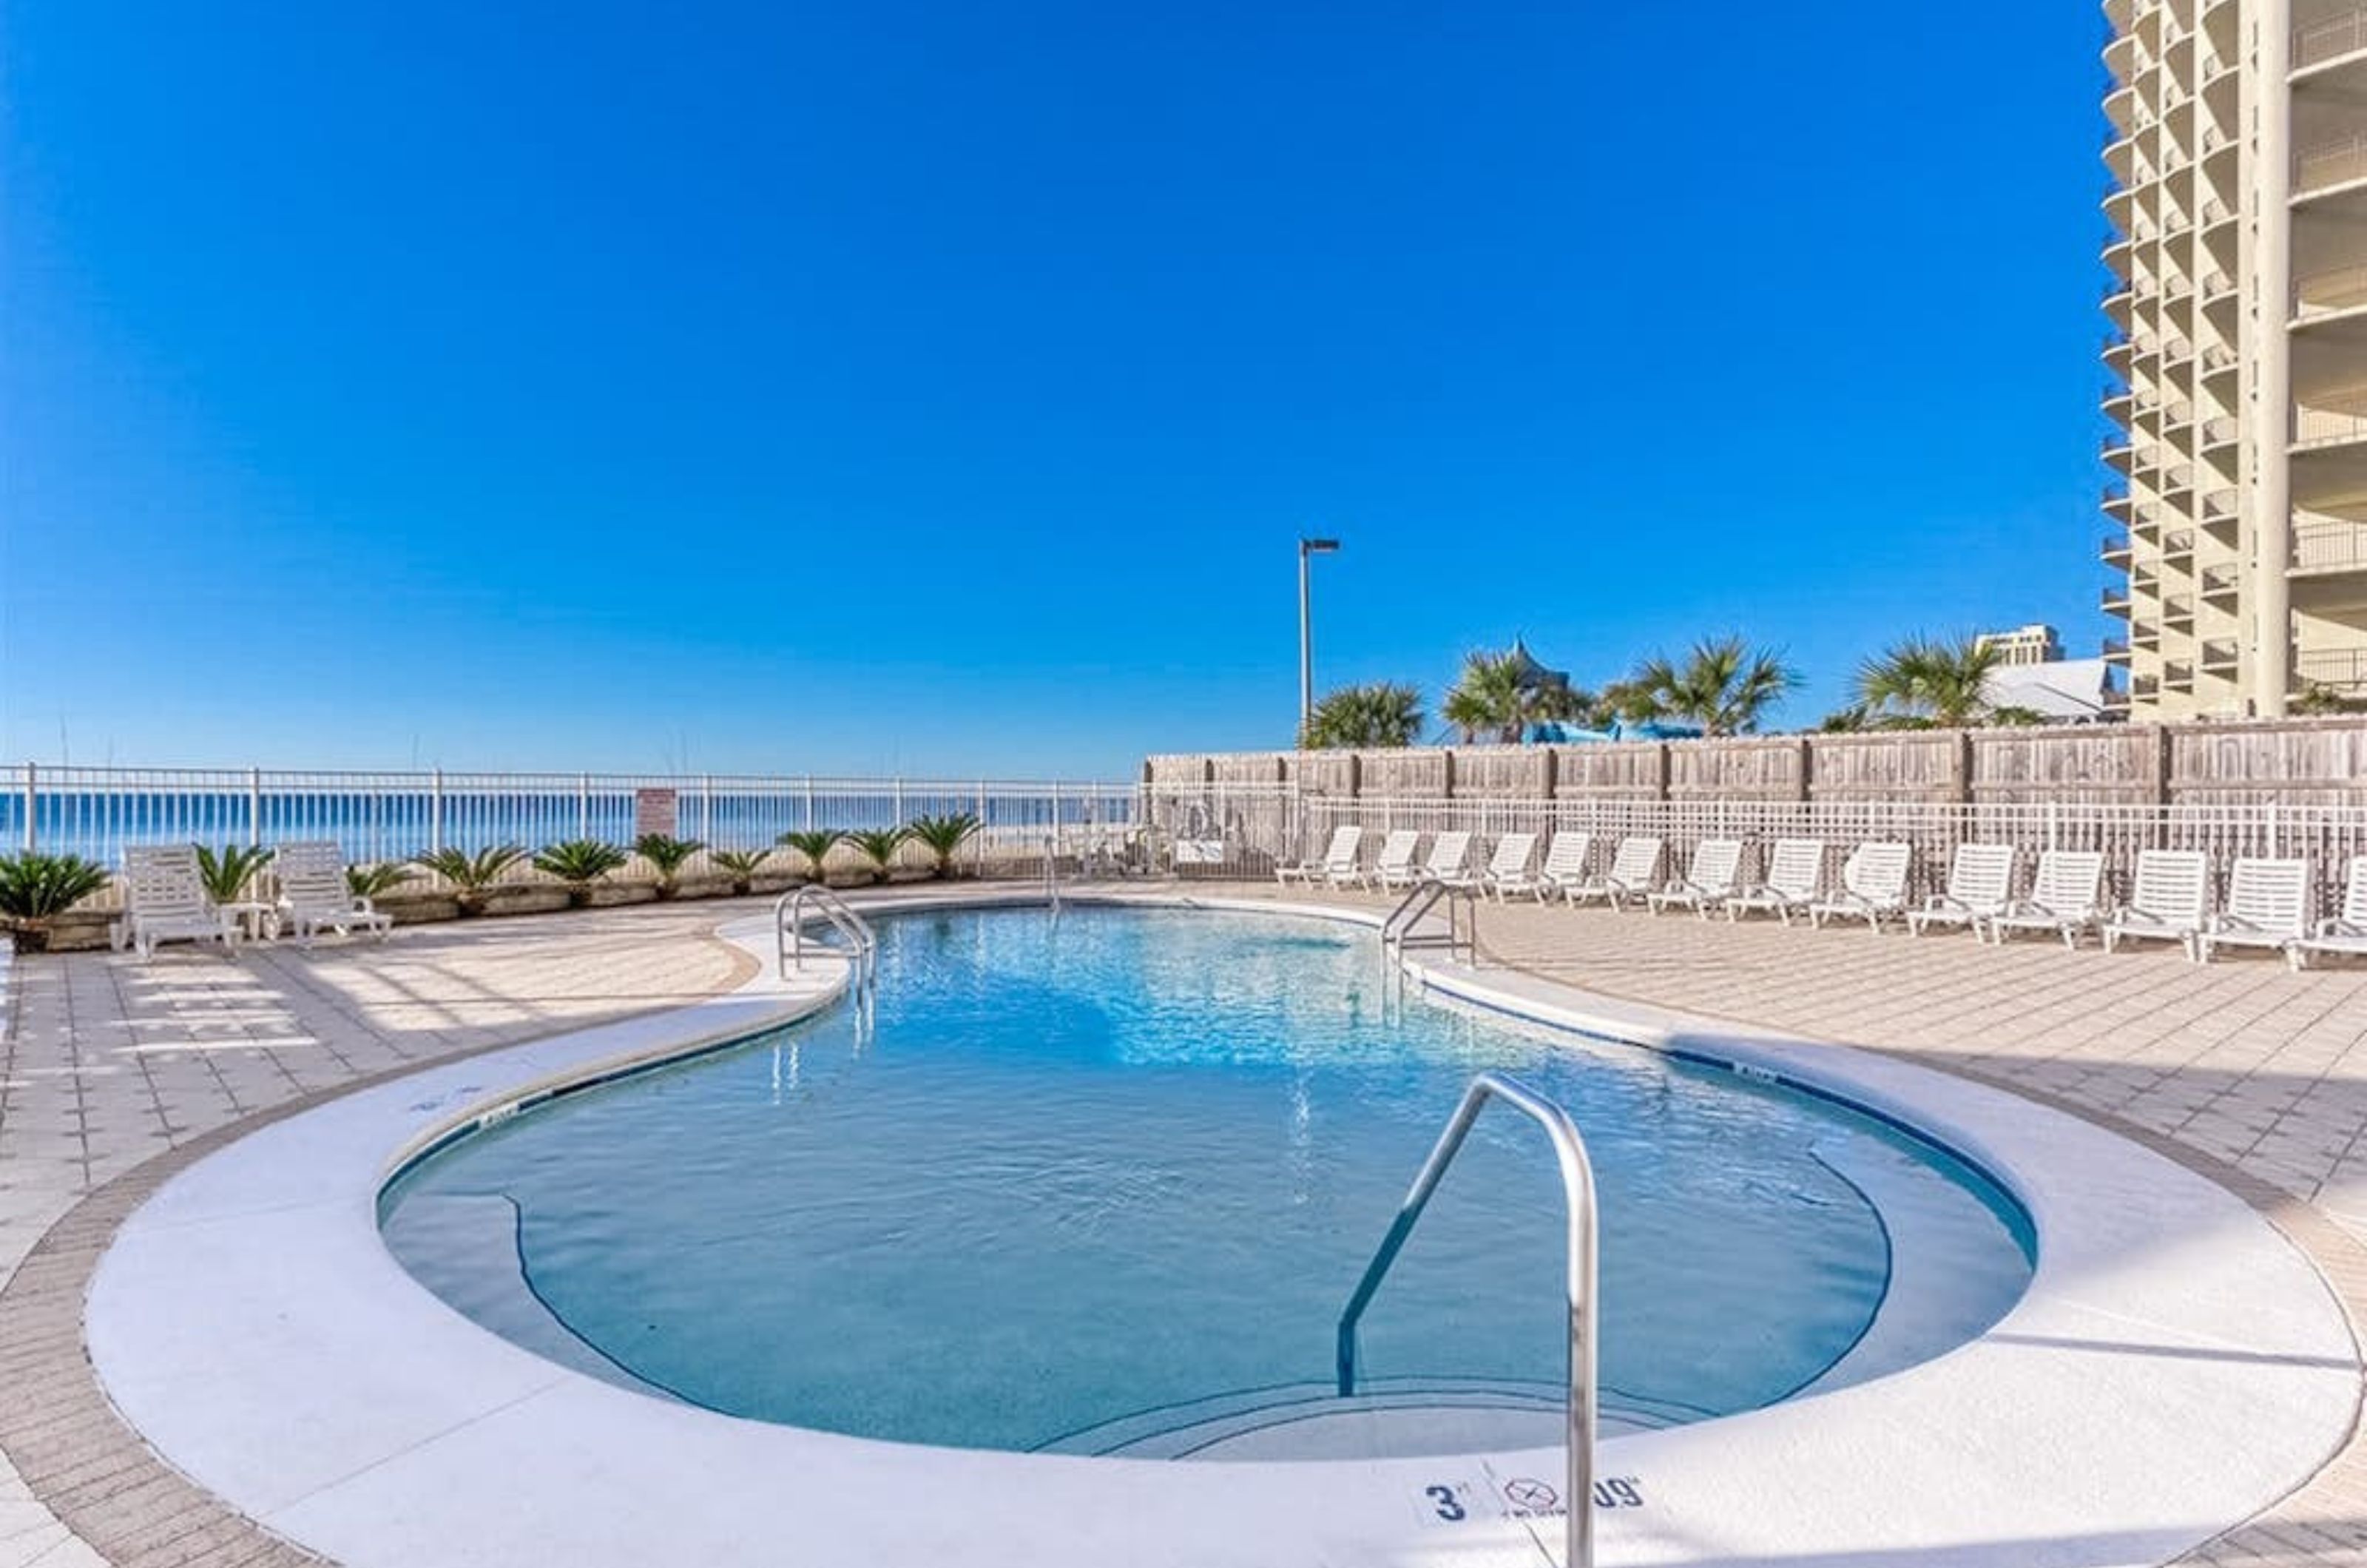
[8, 766, 1143, 871]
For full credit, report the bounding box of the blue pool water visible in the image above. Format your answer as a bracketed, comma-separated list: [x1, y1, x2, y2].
[379, 906, 2032, 1456]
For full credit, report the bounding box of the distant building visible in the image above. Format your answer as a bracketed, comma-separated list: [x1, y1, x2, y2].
[1975, 624, 2064, 667]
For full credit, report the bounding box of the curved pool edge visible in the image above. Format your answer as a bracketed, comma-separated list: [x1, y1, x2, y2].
[75, 889, 2365, 1567]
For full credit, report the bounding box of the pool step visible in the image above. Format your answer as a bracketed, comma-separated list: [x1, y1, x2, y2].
[1035, 1377, 1684, 1461]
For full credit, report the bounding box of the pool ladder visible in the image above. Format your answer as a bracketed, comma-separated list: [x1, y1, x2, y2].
[1380, 879, 1479, 970]
[1337, 1072, 1599, 1568]
[774, 885, 878, 999]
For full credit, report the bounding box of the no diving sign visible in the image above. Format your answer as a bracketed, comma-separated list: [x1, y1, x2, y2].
[1414, 1464, 1644, 1528]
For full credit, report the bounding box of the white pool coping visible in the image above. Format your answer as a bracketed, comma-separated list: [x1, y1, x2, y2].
[84, 892, 2362, 1567]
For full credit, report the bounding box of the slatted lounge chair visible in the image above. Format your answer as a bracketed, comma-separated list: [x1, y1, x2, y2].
[274, 841, 395, 947]
[1565, 837, 1662, 910]
[1358, 830, 1424, 891]
[1469, 832, 1539, 900]
[1808, 842, 1914, 933]
[1646, 839, 1744, 918]
[1984, 850, 2105, 950]
[1496, 832, 1591, 903]
[1905, 843, 2018, 938]
[109, 845, 235, 960]
[2197, 856, 2310, 964]
[1415, 831, 1473, 886]
[1275, 825, 1363, 888]
[2101, 848, 2210, 961]
[2292, 856, 2367, 970]
[1725, 838, 1825, 925]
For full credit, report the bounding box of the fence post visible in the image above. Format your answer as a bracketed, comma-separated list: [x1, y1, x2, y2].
[22, 763, 35, 854]
[700, 775, 713, 846]
[578, 774, 590, 839]
[803, 776, 815, 832]
[894, 777, 906, 826]
[430, 768, 445, 855]
[248, 766, 263, 848]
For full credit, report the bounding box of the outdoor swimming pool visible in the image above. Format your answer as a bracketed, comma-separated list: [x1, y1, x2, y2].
[379, 905, 2033, 1459]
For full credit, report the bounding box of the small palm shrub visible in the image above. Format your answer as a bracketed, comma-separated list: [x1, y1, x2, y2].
[346, 862, 415, 900]
[412, 845, 528, 916]
[777, 829, 845, 885]
[635, 834, 706, 899]
[846, 826, 910, 885]
[709, 848, 773, 896]
[906, 813, 981, 879]
[0, 851, 113, 951]
[533, 839, 632, 906]
[194, 845, 275, 905]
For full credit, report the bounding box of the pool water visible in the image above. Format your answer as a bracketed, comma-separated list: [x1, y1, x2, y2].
[379, 905, 2031, 1456]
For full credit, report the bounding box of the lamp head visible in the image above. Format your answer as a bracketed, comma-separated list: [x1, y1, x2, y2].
[1300, 537, 1341, 555]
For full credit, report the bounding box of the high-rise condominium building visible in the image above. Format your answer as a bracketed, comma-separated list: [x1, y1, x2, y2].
[2101, 0, 2367, 717]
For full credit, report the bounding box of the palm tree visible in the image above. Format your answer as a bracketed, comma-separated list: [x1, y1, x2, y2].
[534, 839, 632, 906]
[0, 851, 112, 952]
[1855, 635, 2004, 729]
[192, 844, 275, 905]
[709, 847, 774, 896]
[1624, 636, 1800, 735]
[345, 862, 414, 901]
[634, 834, 705, 899]
[846, 827, 910, 884]
[1300, 683, 1425, 748]
[906, 814, 982, 878]
[412, 845, 527, 916]
[1441, 652, 1527, 743]
[777, 829, 844, 885]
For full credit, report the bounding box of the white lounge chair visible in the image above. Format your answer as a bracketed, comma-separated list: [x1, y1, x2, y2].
[2198, 856, 2310, 963]
[1415, 831, 1473, 886]
[274, 841, 395, 947]
[1984, 850, 2105, 950]
[1725, 838, 1825, 925]
[2101, 848, 2210, 961]
[109, 845, 236, 960]
[1566, 837, 1662, 910]
[1808, 842, 1913, 933]
[1360, 830, 1424, 891]
[1275, 825, 1363, 888]
[2292, 856, 2367, 970]
[1471, 832, 1539, 900]
[1496, 832, 1591, 903]
[1647, 839, 1744, 918]
[1906, 843, 2017, 938]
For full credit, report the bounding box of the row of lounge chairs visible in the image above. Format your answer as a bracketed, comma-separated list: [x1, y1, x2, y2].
[1275, 825, 2367, 967]
[109, 842, 393, 959]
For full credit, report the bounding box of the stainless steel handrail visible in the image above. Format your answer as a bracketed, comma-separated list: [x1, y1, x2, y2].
[1381, 879, 1476, 967]
[1335, 1072, 1598, 1567]
[774, 885, 877, 993]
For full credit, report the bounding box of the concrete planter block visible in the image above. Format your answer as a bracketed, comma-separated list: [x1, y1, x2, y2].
[587, 883, 660, 908]
[478, 886, 573, 917]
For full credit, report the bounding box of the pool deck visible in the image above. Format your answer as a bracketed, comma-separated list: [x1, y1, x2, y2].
[7, 882, 2367, 1565]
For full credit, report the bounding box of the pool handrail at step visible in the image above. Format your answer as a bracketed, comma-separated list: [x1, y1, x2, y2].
[1380, 878, 1476, 968]
[774, 885, 878, 995]
[1336, 1070, 1598, 1568]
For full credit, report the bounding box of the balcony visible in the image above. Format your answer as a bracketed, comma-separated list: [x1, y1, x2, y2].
[2295, 404, 2367, 448]
[2161, 463, 2196, 493]
[2103, 436, 2137, 470]
[2298, 132, 2367, 195]
[2104, 31, 2149, 83]
[2164, 593, 2196, 629]
[2164, 528, 2195, 560]
[2201, 342, 2236, 374]
[2103, 533, 2134, 568]
[2165, 660, 2195, 687]
[2202, 487, 2240, 521]
[2201, 638, 2240, 672]
[2103, 484, 2133, 513]
[2133, 673, 2161, 698]
[2104, 637, 2132, 664]
[2295, 516, 2367, 573]
[2104, 685, 2132, 712]
[2295, 262, 2367, 321]
[2201, 416, 2238, 449]
[2201, 268, 2235, 302]
[2201, 564, 2241, 601]
[2102, 583, 2133, 615]
[2297, 646, 2367, 693]
[2297, 7, 2367, 71]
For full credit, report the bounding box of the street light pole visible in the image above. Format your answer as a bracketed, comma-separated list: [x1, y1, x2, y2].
[1298, 536, 1341, 740]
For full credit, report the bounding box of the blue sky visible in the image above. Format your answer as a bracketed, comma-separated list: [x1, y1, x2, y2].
[1, 1, 2110, 778]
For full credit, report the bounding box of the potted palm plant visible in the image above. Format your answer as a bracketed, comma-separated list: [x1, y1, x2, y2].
[633, 834, 705, 899]
[194, 845, 276, 905]
[709, 848, 774, 897]
[533, 839, 632, 908]
[846, 826, 910, 885]
[0, 851, 113, 953]
[906, 814, 981, 879]
[411, 845, 529, 916]
[777, 829, 845, 887]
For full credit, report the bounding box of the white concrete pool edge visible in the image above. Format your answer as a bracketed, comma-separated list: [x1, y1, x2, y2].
[81, 891, 2362, 1568]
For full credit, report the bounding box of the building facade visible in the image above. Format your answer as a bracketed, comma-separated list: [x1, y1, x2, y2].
[2102, 0, 2367, 717]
